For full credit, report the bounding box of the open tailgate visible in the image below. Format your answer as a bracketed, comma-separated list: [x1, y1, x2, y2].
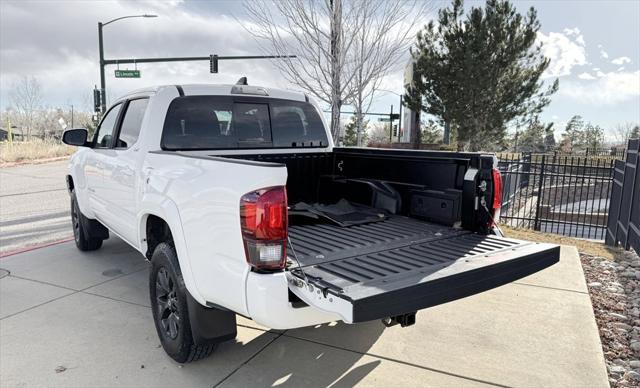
[286, 219, 559, 323]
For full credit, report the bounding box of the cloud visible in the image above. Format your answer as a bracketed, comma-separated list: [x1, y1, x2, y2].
[612, 56, 631, 65]
[537, 29, 587, 78]
[0, 0, 300, 109]
[560, 70, 640, 105]
[578, 72, 596, 80]
[598, 44, 609, 59]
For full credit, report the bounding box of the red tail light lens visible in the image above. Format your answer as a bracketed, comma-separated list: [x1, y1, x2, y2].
[492, 167, 502, 209]
[240, 186, 288, 270]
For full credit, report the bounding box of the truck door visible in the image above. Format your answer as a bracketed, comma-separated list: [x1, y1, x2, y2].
[85, 103, 123, 220]
[101, 98, 149, 247]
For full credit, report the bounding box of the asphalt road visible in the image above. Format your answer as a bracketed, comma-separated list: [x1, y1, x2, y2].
[0, 160, 71, 254]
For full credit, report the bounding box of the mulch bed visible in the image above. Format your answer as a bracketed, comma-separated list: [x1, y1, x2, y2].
[581, 250, 640, 387]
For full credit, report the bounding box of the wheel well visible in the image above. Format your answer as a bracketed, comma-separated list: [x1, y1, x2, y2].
[66, 175, 74, 192]
[145, 215, 173, 260]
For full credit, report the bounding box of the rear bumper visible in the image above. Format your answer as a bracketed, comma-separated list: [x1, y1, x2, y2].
[244, 271, 342, 329]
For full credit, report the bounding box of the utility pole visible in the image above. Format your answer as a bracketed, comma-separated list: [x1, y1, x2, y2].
[98, 21, 106, 115]
[70, 105, 74, 128]
[398, 95, 403, 143]
[388, 105, 394, 143]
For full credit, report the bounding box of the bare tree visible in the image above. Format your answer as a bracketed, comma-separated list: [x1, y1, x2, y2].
[349, 1, 430, 146]
[244, 0, 357, 139]
[613, 122, 639, 145]
[9, 76, 43, 140]
[242, 0, 430, 141]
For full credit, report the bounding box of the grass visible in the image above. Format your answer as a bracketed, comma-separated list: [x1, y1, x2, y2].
[500, 224, 622, 260]
[0, 139, 76, 164]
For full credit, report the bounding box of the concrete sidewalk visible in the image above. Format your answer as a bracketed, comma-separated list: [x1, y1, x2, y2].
[0, 238, 608, 387]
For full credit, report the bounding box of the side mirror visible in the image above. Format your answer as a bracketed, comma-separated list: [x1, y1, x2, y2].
[62, 128, 89, 147]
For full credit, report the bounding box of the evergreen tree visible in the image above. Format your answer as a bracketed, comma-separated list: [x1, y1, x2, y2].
[583, 123, 604, 150]
[405, 0, 558, 151]
[343, 115, 368, 146]
[518, 120, 550, 152]
[421, 119, 445, 144]
[631, 125, 640, 140]
[562, 115, 584, 151]
[544, 123, 556, 151]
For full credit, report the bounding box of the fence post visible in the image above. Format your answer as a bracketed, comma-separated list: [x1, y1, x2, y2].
[534, 154, 546, 231]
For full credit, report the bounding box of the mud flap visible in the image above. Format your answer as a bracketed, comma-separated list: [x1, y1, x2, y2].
[186, 293, 237, 346]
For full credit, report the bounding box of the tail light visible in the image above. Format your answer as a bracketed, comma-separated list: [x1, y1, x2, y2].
[491, 167, 503, 224]
[492, 168, 503, 209]
[240, 186, 288, 270]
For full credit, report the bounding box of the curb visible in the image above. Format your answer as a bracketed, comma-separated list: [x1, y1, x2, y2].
[0, 236, 74, 259]
[0, 156, 70, 168]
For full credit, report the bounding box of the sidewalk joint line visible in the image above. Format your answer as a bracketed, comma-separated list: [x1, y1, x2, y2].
[80, 291, 151, 309]
[512, 281, 588, 295]
[282, 333, 513, 388]
[213, 330, 287, 387]
[7, 273, 80, 292]
[0, 266, 149, 320]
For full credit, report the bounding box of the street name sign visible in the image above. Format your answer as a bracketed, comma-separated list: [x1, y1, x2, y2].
[115, 70, 141, 78]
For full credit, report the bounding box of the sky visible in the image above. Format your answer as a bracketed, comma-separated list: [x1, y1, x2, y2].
[1, 0, 639, 140]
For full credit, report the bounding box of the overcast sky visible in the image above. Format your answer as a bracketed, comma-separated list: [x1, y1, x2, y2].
[1, 0, 639, 137]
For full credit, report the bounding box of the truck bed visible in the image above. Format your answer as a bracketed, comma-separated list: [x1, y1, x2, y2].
[287, 215, 559, 322]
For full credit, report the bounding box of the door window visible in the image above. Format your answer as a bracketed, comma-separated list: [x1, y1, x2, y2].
[95, 103, 122, 148]
[116, 99, 149, 149]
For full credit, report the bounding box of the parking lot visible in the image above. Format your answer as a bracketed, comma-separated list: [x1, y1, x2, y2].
[0, 161, 609, 387]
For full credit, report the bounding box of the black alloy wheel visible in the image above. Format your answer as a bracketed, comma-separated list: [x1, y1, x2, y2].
[156, 267, 181, 340]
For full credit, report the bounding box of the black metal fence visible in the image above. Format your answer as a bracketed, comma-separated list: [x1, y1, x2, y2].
[606, 139, 640, 252]
[498, 153, 615, 240]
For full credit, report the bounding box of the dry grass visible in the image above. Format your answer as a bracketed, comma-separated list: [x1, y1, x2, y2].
[501, 224, 623, 260]
[0, 140, 76, 164]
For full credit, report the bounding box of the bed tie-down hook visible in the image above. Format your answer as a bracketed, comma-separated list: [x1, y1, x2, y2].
[287, 236, 311, 290]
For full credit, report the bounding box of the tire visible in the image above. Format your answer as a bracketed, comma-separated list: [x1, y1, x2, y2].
[149, 242, 216, 363]
[70, 190, 103, 251]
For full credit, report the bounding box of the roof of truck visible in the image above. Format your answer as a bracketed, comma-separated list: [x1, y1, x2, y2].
[116, 83, 308, 103]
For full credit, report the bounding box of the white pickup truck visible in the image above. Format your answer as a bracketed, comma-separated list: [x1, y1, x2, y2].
[63, 81, 560, 363]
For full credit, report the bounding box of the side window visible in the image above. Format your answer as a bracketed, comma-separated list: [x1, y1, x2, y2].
[94, 103, 122, 148]
[270, 101, 328, 147]
[116, 99, 149, 149]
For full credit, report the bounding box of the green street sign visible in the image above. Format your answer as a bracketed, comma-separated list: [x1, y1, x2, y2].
[115, 70, 141, 78]
[378, 118, 391, 122]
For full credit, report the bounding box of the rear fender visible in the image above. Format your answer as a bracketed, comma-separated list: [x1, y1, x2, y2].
[137, 196, 206, 306]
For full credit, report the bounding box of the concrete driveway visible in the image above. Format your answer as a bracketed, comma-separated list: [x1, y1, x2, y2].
[0, 236, 608, 387]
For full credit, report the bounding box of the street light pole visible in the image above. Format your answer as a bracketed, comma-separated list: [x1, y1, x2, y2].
[98, 21, 106, 114]
[98, 14, 157, 115]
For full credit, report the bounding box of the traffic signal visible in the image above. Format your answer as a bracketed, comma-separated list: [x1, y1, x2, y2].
[93, 88, 101, 113]
[210, 54, 218, 73]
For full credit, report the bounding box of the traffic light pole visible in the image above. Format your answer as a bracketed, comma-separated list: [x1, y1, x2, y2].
[98, 22, 107, 115]
[96, 40, 295, 114]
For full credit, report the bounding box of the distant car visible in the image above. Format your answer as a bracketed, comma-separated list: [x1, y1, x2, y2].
[63, 81, 559, 363]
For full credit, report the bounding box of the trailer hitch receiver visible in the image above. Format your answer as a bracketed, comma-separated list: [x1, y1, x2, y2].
[382, 312, 416, 328]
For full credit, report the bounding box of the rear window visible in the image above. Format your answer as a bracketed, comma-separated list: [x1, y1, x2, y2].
[161, 96, 329, 150]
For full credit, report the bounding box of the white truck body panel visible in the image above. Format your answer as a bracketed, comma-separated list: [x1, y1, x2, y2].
[67, 84, 339, 328]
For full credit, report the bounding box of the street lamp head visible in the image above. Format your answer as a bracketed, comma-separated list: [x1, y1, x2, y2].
[143, 14, 158, 18]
